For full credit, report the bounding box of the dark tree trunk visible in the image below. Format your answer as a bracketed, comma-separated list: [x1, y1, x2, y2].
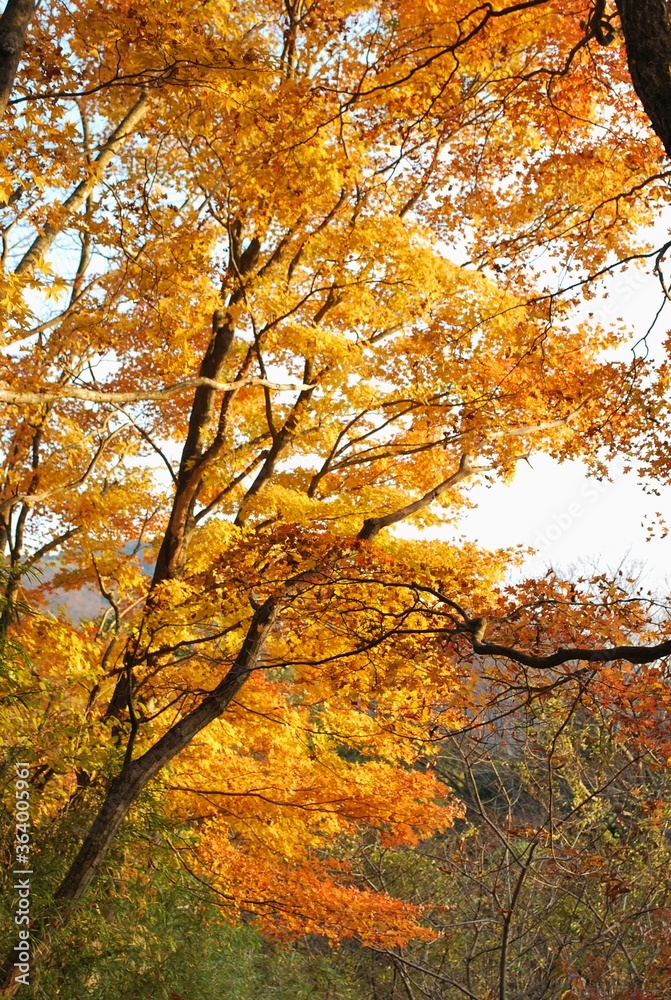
[152, 235, 260, 584]
[0, 596, 278, 996]
[0, 0, 36, 120]
[616, 0, 671, 158]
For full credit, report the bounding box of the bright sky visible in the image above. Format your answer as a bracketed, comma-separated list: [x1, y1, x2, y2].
[454, 454, 671, 592]
[450, 224, 671, 595]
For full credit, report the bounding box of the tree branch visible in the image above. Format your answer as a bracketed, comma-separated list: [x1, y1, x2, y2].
[358, 454, 476, 541]
[0, 375, 311, 407]
[470, 632, 671, 669]
[0, 424, 126, 515]
[24, 526, 80, 569]
[14, 91, 152, 278]
[356, 406, 586, 541]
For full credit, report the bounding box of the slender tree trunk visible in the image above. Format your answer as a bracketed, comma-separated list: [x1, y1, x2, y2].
[15, 92, 151, 277]
[0, 596, 279, 996]
[0, 0, 36, 120]
[152, 235, 259, 583]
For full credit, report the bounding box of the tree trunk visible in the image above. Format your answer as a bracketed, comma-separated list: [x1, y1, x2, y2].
[0, 596, 278, 996]
[152, 237, 259, 584]
[616, 0, 671, 158]
[0, 0, 36, 121]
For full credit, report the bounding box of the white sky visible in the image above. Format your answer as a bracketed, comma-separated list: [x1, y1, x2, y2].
[447, 225, 671, 594]
[454, 454, 671, 592]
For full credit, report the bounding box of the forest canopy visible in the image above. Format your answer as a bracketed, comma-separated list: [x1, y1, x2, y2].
[2, 1, 671, 998]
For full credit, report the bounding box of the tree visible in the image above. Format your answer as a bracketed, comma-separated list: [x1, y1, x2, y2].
[343, 578, 671, 998]
[1, 1, 671, 994]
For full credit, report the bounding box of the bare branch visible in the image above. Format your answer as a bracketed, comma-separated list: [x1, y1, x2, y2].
[24, 526, 80, 569]
[358, 454, 477, 540]
[91, 556, 121, 634]
[13, 92, 152, 279]
[470, 632, 671, 669]
[0, 375, 312, 407]
[0, 424, 127, 515]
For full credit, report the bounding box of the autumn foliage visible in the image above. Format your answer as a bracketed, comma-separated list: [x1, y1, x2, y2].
[1, 1, 671, 997]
